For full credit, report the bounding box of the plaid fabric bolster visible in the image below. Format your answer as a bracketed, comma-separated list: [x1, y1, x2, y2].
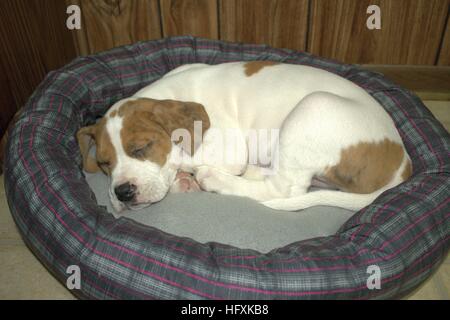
[4, 36, 450, 300]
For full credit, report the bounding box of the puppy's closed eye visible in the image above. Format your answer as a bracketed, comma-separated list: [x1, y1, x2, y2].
[131, 141, 154, 158]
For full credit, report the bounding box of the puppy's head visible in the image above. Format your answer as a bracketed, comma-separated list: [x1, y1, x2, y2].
[77, 98, 209, 213]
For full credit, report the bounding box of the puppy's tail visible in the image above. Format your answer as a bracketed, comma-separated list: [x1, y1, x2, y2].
[262, 189, 385, 212]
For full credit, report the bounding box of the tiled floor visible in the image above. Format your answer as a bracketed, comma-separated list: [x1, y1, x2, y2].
[0, 101, 448, 300]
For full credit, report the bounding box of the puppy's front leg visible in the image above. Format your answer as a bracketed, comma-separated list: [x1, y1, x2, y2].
[195, 167, 289, 202]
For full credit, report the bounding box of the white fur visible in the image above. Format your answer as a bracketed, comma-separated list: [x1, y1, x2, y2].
[105, 62, 409, 212]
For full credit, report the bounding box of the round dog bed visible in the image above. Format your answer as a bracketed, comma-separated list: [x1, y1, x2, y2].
[4, 36, 449, 299]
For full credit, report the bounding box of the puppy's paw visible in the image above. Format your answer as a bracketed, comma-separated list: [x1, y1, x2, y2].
[194, 167, 230, 194]
[170, 171, 201, 193]
[193, 166, 212, 183]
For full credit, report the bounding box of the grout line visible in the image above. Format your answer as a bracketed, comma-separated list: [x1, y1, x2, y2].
[434, 2, 450, 65]
[216, 0, 221, 40]
[157, 0, 165, 38]
[305, 0, 312, 53]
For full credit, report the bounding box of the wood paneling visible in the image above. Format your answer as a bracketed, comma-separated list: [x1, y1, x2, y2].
[0, 60, 15, 139]
[0, 0, 77, 135]
[0, 1, 44, 111]
[437, 4, 450, 65]
[160, 0, 218, 38]
[220, 0, 309, 51]
[29, 0, 79, 70]
[76, 0, 162, 54]
[308, 0, 449, 64]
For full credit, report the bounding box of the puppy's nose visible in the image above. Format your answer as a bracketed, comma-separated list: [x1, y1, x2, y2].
[114, 182, 136, 202]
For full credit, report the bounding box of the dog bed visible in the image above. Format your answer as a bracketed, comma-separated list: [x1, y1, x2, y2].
[4, 36, 449, 299]
[84, 171, 355, 253]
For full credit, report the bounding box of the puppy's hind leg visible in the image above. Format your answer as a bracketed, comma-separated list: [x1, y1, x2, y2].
[241, 165, 266, 180]
[195, 167, 292, 202]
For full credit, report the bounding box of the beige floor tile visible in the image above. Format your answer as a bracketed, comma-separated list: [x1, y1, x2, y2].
[406, 275, 444, 300]
[0, 191, 23, 242]
[0, 244, 76, 300]
[439, 264, 450, 297]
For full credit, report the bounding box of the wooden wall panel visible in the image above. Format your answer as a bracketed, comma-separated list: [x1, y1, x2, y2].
[220, 0, 309, 51]
[0, 59, 16, 139]
[437, 5, 450, 65]
[308, 0, 449, 65]
[76, 0, 162, 54]
[0, 0, 45, 110]
[160, 0, 218, 38]
[0, 0, 77, 135]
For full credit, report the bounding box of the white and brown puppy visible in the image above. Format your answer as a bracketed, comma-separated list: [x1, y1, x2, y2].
[77, 61, 412, 213]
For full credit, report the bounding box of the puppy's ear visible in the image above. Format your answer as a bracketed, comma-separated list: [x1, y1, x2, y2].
[151, 100, 210, 156]
[76, 124, 100, 173]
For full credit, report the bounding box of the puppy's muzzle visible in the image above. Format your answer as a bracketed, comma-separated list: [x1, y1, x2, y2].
[114, 182, 137, 203]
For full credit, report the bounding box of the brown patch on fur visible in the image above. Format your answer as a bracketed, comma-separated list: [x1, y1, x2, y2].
[244, 61, 279, 77]
[119, 98, 210, 166]
[109, 110, 117, 118]
[401, 160, 412, 181]
[324, 139, 404, 194]
[76, 118, 117, 174]
[120, 109, 172, 167]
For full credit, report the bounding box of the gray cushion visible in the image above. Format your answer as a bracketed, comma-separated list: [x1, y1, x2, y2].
[85, 172, 354, 253]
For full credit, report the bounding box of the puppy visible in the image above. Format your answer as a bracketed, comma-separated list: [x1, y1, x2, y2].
[77, 61, 412, 213]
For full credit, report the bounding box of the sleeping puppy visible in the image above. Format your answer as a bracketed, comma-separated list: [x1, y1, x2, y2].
[77, 61, 412, 213]
[77, 98, 208, 211]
